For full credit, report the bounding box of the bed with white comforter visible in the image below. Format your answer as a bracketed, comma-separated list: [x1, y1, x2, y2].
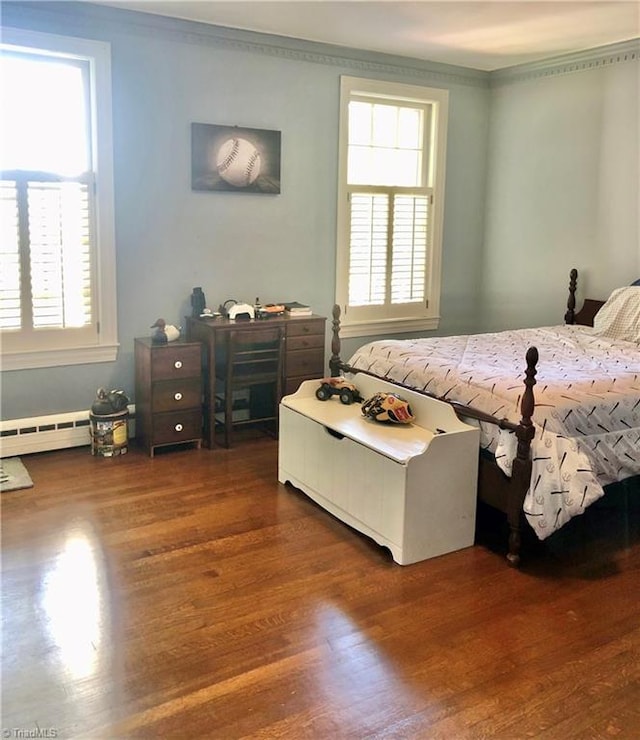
[348, 322, 640, 540]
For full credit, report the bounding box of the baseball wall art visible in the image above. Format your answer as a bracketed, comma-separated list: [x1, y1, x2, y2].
[191, 123, 281, 194]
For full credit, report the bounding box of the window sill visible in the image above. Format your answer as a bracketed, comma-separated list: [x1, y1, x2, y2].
[1, 343, 120, 371]
[337, 316, 440, 339]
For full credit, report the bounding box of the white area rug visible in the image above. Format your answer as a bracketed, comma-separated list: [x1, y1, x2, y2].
[0, 457, 34, 492]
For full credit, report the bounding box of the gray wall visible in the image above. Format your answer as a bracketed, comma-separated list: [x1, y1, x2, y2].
[482, 52, 639, 329]
[1, 3, 638, 421]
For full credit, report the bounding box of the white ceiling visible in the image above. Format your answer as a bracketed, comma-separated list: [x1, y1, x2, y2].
[88, 0, 640, 71]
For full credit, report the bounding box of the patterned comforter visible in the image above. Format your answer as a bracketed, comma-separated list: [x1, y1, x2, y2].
[348, 325, 640, 539]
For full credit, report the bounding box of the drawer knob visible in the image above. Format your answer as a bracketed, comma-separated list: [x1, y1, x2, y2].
[174, 392, 183, 401]
[174, 360, 183, 369]
[175, 423, 183, 432]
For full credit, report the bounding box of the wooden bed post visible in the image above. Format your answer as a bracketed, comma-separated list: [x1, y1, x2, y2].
[564, 268, 578, 324]
[507, 346, 538, 566]
[330, 304, 342, 377]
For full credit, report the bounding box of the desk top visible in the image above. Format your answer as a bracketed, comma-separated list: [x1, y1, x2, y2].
[186, 313, 325, 330]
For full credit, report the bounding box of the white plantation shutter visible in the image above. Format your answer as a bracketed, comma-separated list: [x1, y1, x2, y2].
[1, 177, 95, 340]
[349, 193, 389, 306]
[349, 192, 431, 307]
[391, 194, 429, 304]
[0, 181, 21, 330]
[27, 179, 94, 329]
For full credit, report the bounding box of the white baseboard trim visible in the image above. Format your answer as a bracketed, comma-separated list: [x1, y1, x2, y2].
[1, 405, 136, 458]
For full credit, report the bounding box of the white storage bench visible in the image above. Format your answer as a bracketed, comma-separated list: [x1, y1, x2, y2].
[278, 374, 480, 565]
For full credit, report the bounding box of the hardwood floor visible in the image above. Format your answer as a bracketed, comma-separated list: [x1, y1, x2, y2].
[2, 438, 640, 739]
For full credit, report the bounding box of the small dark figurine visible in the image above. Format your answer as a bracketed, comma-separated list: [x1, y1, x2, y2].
[151, 318, 168, 344]
[151, 318, 180, 344]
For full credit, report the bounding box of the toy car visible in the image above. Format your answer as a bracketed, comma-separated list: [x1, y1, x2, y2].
[315, 377, 361, 405]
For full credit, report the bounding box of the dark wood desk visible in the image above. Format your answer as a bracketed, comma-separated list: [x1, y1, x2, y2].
[186, 314, 326, 447]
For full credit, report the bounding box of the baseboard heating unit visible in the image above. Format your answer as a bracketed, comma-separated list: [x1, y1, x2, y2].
[1, 406, 136, 458]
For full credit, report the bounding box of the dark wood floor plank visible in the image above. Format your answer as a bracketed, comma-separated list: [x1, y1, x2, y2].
[2, 440, 639, 738]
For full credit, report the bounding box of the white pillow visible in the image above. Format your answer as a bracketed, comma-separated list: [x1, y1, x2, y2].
[592, 286, 640, 343]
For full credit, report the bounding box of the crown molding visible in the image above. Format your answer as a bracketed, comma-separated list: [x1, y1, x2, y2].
[4, 2, 635, 90]
[2, 1, 489, 89]
[176, 27, 489, 89]
[491, 38, 640, 87]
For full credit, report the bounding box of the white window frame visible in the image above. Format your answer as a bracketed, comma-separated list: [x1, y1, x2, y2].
[1, 28, 118, 371]
[335, 76, 449, 338]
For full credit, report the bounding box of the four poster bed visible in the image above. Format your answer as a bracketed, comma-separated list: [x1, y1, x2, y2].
[328, 269, 640, 565]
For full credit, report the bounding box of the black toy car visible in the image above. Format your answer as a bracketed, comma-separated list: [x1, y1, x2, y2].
[315, 377, 361, 405]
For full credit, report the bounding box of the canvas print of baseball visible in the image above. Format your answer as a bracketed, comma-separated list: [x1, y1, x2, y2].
[191, 123, 281, 194]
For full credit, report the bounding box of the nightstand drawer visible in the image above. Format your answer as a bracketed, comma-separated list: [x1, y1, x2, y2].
[151, 345, 201, 381]
[152, 410, 202, 445]
[152, 378, 201, 413]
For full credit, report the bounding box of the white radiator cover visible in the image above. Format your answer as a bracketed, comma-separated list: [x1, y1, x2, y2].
[0, 405, 136, 458]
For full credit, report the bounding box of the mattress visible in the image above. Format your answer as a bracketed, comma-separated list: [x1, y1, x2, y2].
[348, 325, 640, 539]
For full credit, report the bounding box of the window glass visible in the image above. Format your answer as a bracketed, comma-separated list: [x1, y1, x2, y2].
[1, 54, 90, 176]
[347, 101, 423, 187]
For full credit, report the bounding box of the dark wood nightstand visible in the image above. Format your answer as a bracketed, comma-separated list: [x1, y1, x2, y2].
[134, 337, 203, 457]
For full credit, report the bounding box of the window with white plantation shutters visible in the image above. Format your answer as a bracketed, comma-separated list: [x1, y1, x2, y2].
[1, 29, 117, 369]
[336, 77, 448, 338]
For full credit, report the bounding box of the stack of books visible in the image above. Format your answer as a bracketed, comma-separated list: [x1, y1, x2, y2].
[282, 301, 312, 316]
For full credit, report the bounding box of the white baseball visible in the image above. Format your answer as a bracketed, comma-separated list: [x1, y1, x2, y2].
[216, 137, 261, 187]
